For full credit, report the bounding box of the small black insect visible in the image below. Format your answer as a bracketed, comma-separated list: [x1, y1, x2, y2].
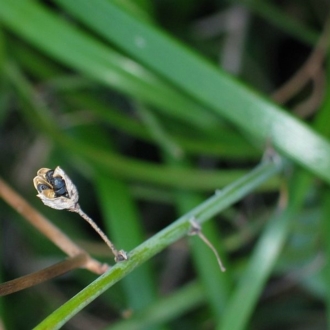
[45, 170, 68, 197]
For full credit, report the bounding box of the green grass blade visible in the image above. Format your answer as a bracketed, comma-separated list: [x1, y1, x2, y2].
[33, 160, 283, 329]
[219, 171, 312, 330]
[0, 0, 219, 130]
[66, 92, 260, 159]
[234, 0, 319, 45]
[137, 105, 232, 315]
[4, 61, 279, 192]
[105, 282, 205, 330]
[314, 66, 330, 328]
[217, 83, 330, 328]
[55, 0, 330, 184]
[95, 173, 159, 311]
[321, 190, 330, 327]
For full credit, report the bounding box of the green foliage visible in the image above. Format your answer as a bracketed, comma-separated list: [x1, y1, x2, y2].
[0, 0, 329, 329]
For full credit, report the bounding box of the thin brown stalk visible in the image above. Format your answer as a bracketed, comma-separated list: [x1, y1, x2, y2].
[0, 177, 107, 274]
[271, 17, 330, 105]
[293, 71, 326, 117]
[0, 254, 88, 296]
[72, 204, 128, 262]
[189, 219, 226, 272]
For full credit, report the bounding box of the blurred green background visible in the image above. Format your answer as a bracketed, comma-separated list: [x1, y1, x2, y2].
[0, 0, 329, 329]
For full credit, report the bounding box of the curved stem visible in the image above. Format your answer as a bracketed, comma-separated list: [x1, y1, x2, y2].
[0, 254, 88, 296]
[0, 177, 107, 274]
[72, 204, 127, 262]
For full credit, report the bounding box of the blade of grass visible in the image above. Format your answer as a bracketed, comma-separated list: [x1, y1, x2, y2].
[0, 0, 220, 131]
[66, 93, 260, 159]
[105, 281, 205, 330]
[314, 63, 330, 328]
[33, 159, 284, 329]
[4, 62, 276, 192]
[218, 57, 330, 328]
[218, 170, 311, 330]
[321, 190, 330, 327]
[71, 122, 165, 329]
[111, 0, 155, 23]
[232, 0, 319, 45]
[180, 197, 231, 315]
[55, 0, 330, 185]
[137, 104, 232, 315]
[96, 174, 160, 311]
[9, 40, 259, 161]
[4, 37, 259, 160]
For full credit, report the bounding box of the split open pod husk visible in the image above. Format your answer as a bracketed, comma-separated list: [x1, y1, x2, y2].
[33, 166, 79, 210]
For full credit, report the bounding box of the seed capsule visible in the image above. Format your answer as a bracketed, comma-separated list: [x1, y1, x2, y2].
[33, 166, 78, 210]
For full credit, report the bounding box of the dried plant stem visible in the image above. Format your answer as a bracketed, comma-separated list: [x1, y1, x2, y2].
[0, 177, 107, 274]
[197, 231, 226, 272]
[0, 254, 88, 296]
[189, 219, 226, 272]
[73, 205, 117, 256]
[271, 16, 330, 105]
[72, 204, 128, 262]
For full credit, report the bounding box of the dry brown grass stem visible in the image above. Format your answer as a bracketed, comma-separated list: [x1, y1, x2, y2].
[271, 17, 330, 109]
[0, 254, 88, 296]
[0, 177, 108, 275]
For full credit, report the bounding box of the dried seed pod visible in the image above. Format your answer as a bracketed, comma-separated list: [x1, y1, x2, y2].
[33, 166, 78, 210]
[33, 166, 128, 262]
